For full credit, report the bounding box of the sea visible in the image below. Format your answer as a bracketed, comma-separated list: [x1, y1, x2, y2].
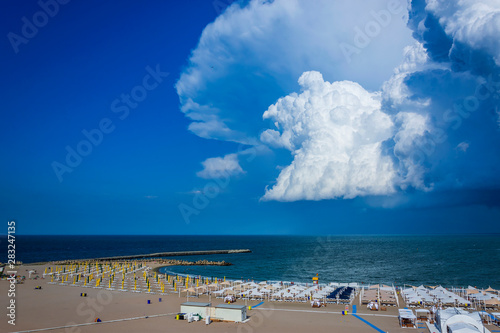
[8, 235, 500, 289]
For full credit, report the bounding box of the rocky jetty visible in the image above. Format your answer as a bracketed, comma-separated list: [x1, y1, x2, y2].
[48, 258, 233, 266]
[157, 259, 232, 266]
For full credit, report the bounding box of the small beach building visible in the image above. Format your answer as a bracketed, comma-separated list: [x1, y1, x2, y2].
[179, 302, 247, 322]
[435, 308, 489, 333]
[180, 302, 211, 318]
[214, 304, 247, 322]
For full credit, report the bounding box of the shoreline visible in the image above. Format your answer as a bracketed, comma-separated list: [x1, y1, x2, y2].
[6, 257, 498, 290]
[158, 266, 500, 291]
[10, 261, 496, 291]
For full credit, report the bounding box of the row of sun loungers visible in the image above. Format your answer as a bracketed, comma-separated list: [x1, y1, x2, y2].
[402, 285, 500, 309]
[188, 281, 358, 304]
[326, 287, 354, 303]
[360, 284, 398, 306]
[361, 289, 378, 304]
[380, 286, 398, 306]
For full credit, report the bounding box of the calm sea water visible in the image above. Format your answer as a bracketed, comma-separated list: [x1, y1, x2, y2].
[8, 235, 500, 289]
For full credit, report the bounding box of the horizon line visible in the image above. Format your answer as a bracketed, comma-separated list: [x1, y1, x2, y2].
[3, 233, 499, 237]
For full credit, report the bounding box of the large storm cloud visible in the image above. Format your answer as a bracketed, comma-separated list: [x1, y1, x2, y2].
[177, 0, 500, 204]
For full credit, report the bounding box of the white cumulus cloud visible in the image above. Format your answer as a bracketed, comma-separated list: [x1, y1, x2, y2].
[261, 71, 396, 201]
[196, 153, 244, 179]
[176, 0, 413, 146]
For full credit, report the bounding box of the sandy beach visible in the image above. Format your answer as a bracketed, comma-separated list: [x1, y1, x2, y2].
[1, 262, 498, 333]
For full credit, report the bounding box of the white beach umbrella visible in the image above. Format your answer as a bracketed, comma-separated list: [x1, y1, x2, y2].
[474, 294, 492, 301]
[207, 283, 219, 290]
[196, 286, 208, 293]
[224, 289, 236, 296]
[252, 290, 263, 297]
[213, 288, 227, 295]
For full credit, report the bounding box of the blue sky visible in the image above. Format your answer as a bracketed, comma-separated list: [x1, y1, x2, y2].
[1, 0, 500, 235]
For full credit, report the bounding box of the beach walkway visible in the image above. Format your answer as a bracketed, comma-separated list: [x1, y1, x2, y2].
[352, 314, 386, 333]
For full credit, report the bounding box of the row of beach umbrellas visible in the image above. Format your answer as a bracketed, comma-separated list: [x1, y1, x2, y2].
[181, 281, 339, 300]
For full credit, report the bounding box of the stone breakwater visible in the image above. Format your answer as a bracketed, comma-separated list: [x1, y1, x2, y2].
[158, 259, 232, 266]
[47, 258, 233, 266]
[90, 249, 251, 261]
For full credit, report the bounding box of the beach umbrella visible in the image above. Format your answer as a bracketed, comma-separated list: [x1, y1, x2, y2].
[238, 284, 249, 291]
[207, 283, 219, 291]
[245, 282, 259, 288]
[214, 288, 226, 295]
[240, 284, 251, 291]
[473, 294, 492, 301]
[466, 288, 480, 295]
[196, 286, 207, 293]
[484, 298, 500, 305]
[282, 291, 295, 300]
[224, 289, 236, 296]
